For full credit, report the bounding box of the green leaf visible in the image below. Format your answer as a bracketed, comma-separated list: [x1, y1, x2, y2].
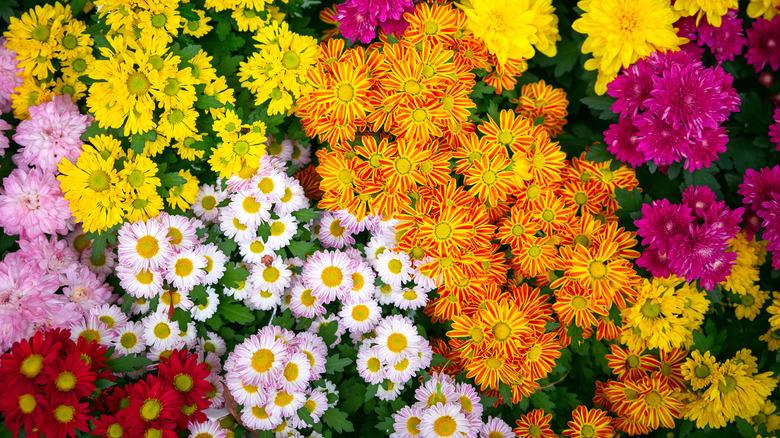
[338, 379, 366, 414]
[323, 408, 354, 433]
[106, 354, 153, 372]
[217, 239, 237, 256]
[172, 307, 191, 332]
[614, 188, 644, 213]
[220, 264, 249, 288]
[219, 302, 255, 324]
[195, 95, 223, 110]
[95, 378, 115, 389]
[318, 321, 339, 346]
[288, 240, 316, 259]
[325, 353, 352, 374]
[292, 208, 319, 223]
[585, 143, 613, 163]
[530, 390, 554, 411]
[296, 407, 315, 426]
[735, 418, 755, 438]
[160, 173, 186, 188]
[580, 96, 616, 120]
[70, 0, 88, 14]
[498, 383, 514, 405]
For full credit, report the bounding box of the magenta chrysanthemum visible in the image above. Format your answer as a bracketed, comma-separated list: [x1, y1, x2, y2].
[604, 117, 645, 167]
[770, 108, 780, 150]
[12, 95, 93, 173]
[740, 166, 780, 269]
[695, 10, 745, 63]
[0, 167, 72, 238]
[746, 15, 780, 72]
[335, 0, 414, 44]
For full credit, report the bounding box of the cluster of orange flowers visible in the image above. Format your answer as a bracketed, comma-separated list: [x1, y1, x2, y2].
[594, 346, 686, 435]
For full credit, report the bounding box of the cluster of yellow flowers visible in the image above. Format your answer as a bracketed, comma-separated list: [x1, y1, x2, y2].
[5, 2, 92, 118]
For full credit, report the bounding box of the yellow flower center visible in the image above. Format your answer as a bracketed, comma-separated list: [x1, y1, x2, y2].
[329, 220, 345, 237]
[640, 301, 661, 319]
[412, 108, 428, 122]
[300, 289, 316, 306]
[174, 374, 193, 392]
[394, 157, 413, 175]
[694, 364, 711, 378]
[321, 266, 343, 287]
[492, 322, 512, 341]
[54, 404, 75, 423]
[406, 417, 421, 435]
[644, 390, 663, 408]
[252, 405, 270, 419]
[251, 349, 275, 372]
[263, 266, 280, 282]
[80, 329, 100, 343]
[55, 371, 77, 392]
[136, 236, 159, 259]
[481, 170, 497, 185]
[588, 261, 607, 279]
[404, 80, 421, 95]
[527, 245, 542, 258]
[242, 196, 260, 213]
[571, 296, 588, 310]
[127, 72, 151, 95]
[367, 357, 381, 372]
[62, 34, 78, 50]
[541, 209, 555, 222]
[433, 416, 456, 436]
[387, 333, 408, 353]
[497, 130, 514, 145]
[18, 394, 36, 414]
[32, 25, 50, 41]
[511, 224, 525, 237]
[275, 391, 294, 406]
[336, 83, 354, 102]
[388, 259, 403, 274]
[423, 20, 439, 35]
[580, 424, 596, 438]
[141, 399, 162, 421]
[175, 258, 194, 276]
[402, 289, 417, 301]
[89, 170, 111, 192]
[282, 51, 301, 69]
[352, 304, 370, 322]
[151, 13, 167, 28]
[233, 140, 250, 156]
[270, 221, 285, 236]
[20, 354, 43, 378]
[163, 78, 180, 96]
[284, 362, 299, 381]
[120, 332, 138, 349]
[153, 322, 171, 339]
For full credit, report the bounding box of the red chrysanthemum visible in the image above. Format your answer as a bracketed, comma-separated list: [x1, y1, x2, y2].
[45, 352, 97, 399]
[157, 350, 213, 426]
[74, 336, 112, 380]
[0, 382, 43, 436]
[0, 329, 64, 385]
[123, 376, 181, 430]
[39, 397, 90, 438]
[92, 415, 127, 438]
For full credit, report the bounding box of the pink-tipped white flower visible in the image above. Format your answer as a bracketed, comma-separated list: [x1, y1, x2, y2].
[392, 285, 428, 310]
[339, 300, 382, 334]
[291, 332, 327, 379]
[159, 213, 198, 250]
[191, 286, 219, 321]
[199, 243, 227, 285]
[142, 312, 179, 350]
[251, 170, 286, 203]
[251, 257, 292, 294]
[391, 406, 424, 438]
[165, 249, 207, 292]
[420, 403, 471, 438]
[374, 315, 420, 362]
[118, 219, 173, 272]
[113, 321, 146, 355]
[230, 190, 272, 228]
[192, 184, 226, 222]
[117, 264, 164, 298]
[377, 380, 404, 401]
[239, 237, 273, 264]
[288, 282, 326, 319]
[226, 374, 268, 407]
[280, 352, 312, 391]
[357, 344, 386, 385]
[376, 250, 412, 287]
[187, 420, 227, 438]
[264, 215, 298, 250]
[266, 388, 306, 418]
[88, 304, 127, 333]
[343, 259, 377, 304]
[479, 417, 513, 438]
[231, 331, 289, 386]
[318, 212, 356, 249]
[219, 207, 257, 243]
[240, 404, 283, 431]
[273, 177, 308, 216]
[301, 250, 354, 304]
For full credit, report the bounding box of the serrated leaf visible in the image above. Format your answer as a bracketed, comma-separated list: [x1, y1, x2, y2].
[219, 302, 254, 324]
[318, 320, 339, 346]
[195, 95, 223, 110]
[325, 353, 352, 374]
[220, 264, 248, 288]
[288, 240, 316, 259]
[323, 408, 354, 433]
[292, 208, 319, 223]
[297, 407, 315, 426]
[498, 383, 514, 405]
[172, 307, 191, 331]
[160, 173, 186, 188]
[338, 379, 365, 414]
[530, 390, 554, 411]
[615, 188, 644, 213]
[106, 354, 153, 372]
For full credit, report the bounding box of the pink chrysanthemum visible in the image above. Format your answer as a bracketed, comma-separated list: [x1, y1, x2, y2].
[0, 167, 72, 238]
[604, 117, 645, 167]
[738, 165, 780, 211]
[636, 199, 694, 252]
[0, 119, 11, 157]
[12, 95, 93, 173]
[607, 62, 654, 118]
[16, 235, 79, 281]
[335, 0, 414, 44]
[62, 265, 113, 312]
[0, 38, 23, 114]
[770, 108, 780, 150]
[696, 10, 745, 63]
[746, 15, 780, 72]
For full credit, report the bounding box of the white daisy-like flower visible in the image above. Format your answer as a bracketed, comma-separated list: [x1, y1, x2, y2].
[199, 243, 227, 285]
[266, 389, 306, 418]
[160, 214, 198, 250]
[274, 177, 309, 216]
[252, 170, 286, 203]
[365, 234, 395, 268]
[230, 190, 272, 228]
[160, 288, 194, 312]
[69, 315, 112, 346]
[88, 304, 128, 332]
[309, 315, 345, 347]
[245, 287, 281, 311]
[165, 249, 207, 292]
[81, 246, 116, 277]
[391, 405, 424, 438]
[142, 312, 179, 350]
[224, 277, 250, 300]
[377, 380, 404, 401]
[290, 139, 311, 166]
[376, 282, 400, 305]
[419, 403, 471, 438]
[225, 374, 267, 407]
[187, 420, 227, 438]
[318, 212, 356, 249]
[191, 286, 220, 321]
[415, 377, 459, 408]
[231, 332, 289, 385]
[480, 417, 512, 438]
[339, 300, 382, 334]
[280, 352, 312, 391]
[290, 389, 327, 429]
[392, 285, 429, 310]
[374, 315, 420, 362]
[356, 344, 386, 385]
[321, 379, 339, 408]
[292, 332, 328, 380]
[343, 260, 377, 304]
[113, 321, 146, 355]
[117, 219, 173, 272]
[301, 250, 354, 304]
[129, 296, 150, 315]
[412, 260, 437, 293]
[200, 331, 227, 356]
[117, 264, 164, 298]
[218, 207, 257, 243]
[239, 237, 273, 264]
[251, 257, 292, 294]
[376, 250, 412, 287]
[384, 353, 420, 384]
[240, 404, 283, 432]
[265, 215, 298, 250]
[193, 184, 226, 222]
[178, 320, 198, 347]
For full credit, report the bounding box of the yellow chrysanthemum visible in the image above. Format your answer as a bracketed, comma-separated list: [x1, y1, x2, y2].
[182, 9, 213, 38]
[57, 143, 124, 233]
[460, 0, 559, 66]
[572, 0, 687, 94]
[208, 121, 267, 179]
[4, 2, 69, 78]
[672, 0, 738, 27]
[681, 350, 720, 391]
[166, 170, 199, 211]
[621, 278, 691, 352]
[117, 154, 161, 198]
[733, 285, 769, 321]
[747, 0, 780, 19]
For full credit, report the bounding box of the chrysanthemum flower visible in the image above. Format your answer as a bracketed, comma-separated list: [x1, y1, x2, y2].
[572, 0, 686, 94]
[746, 15, 780, 72]
[0, 167, 71, 239]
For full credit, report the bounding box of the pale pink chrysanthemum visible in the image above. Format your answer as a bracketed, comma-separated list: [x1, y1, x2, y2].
[0, 119, 11, 156]
[16, 234, 79, 281]
[62, 265, 113, 312]
[0, 167, 72, 238]
[12, 95, 93, 173]
[0, 38, 23, 114]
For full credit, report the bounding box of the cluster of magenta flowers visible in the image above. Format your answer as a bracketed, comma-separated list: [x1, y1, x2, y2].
[740, 165, 780, 269]
[605, 49, 740, 171]
[224, 325, 331, 431]
[636, 185, 743, 290]
[771, 108, 780, 150]
[390, 372, 514, 438]
[676, 10, 746, 64]
[334, 0, 414, 43]
[746, 14, 780, 72]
